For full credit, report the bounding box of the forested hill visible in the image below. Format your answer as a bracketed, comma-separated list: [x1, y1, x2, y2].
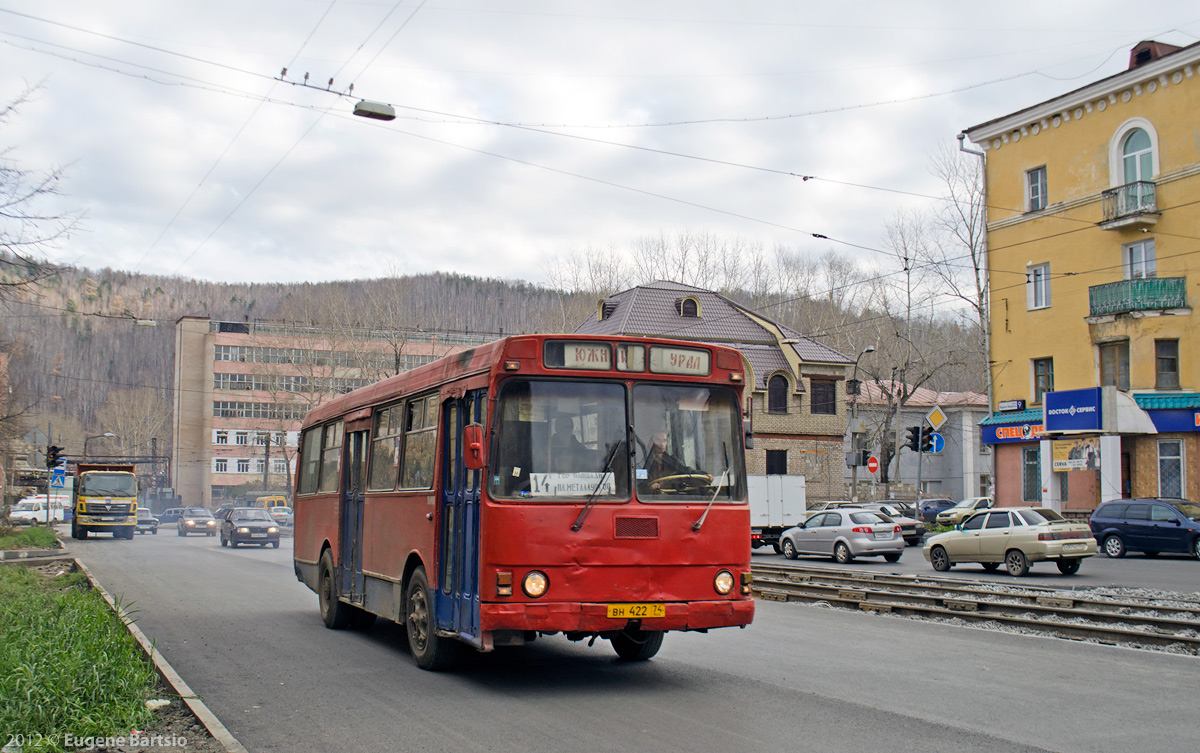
[1, 260, 986, 449]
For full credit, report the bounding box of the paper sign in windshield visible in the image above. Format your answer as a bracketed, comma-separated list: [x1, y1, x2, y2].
[529, 472, 616, 496]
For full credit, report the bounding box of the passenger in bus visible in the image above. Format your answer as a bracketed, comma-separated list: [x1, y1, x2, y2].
[642, 431, 693, 491]
[550, 416, 585, 471]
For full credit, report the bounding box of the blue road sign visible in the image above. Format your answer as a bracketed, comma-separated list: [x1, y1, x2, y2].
[928, 432, 945, 454]
[52, 466, 65, 476]
[50, 475, 66, 488]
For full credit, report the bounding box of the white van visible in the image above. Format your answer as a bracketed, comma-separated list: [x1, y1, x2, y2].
[9, 497, 66, 525]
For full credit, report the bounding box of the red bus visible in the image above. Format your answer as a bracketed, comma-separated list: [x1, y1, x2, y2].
[292, 334, 754, 669]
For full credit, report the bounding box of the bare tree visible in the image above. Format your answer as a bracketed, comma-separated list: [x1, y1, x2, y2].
[0, 86, 78, 298]
[93, 387, 170, 460]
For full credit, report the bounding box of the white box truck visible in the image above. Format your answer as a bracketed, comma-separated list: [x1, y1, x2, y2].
[748, 475, 806, 552]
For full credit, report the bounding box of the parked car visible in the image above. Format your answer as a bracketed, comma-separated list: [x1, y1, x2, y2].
[1089, 497, 1200, 559]
[918, 498, 957, 523]
[829, 502, 925, 546]
[8, 498, 66, 525]
[220, 507, 281, 548]
[779, 508, 904, 564]
[135, 508, 160, 535]
[158, 508, 184, 524]
[935, 496, 995, 527]
[267, 506, 293, 526]
[923, 507, 1096, 576]
[178, 507, 217, 537]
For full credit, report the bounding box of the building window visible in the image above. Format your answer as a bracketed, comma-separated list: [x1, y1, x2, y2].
[1057, 471, 1069, 502]
[274, 432, 286, 446]
[235, 431, 249, 446]
[1158, 439, 1183, 498]
[1027, 263, 1050, 310]
[254, 459, 265, 474]
[1022, 447, 1041, 502]
[1099, 341, 1130, 390]
[1156, 340, 1179, 389]
[236, 459, 250, 474]
[979, 474, 991, 497]
[767, 374, 789, 414]
[1123, 128, 1153, 183]
[215, 431, 228, 445]
[1033, 358, 1054, 403]
[810, 380, 837, 415]
[678, 297, 699, 317]
[214, 458, 227, 473]
[254, 432, 268, 445]
[272, 459, 287, 475]
[765, 450, 787, 475]
[1027, 166, 1047, 211]
[1123, 239, 1156, 280]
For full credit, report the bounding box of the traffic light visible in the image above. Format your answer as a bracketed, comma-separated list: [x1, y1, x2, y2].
[859, 448, 870, 467]
[905, 426, 921, 452]
[920, 427, 934, 453]
[46, 445, 64, 468]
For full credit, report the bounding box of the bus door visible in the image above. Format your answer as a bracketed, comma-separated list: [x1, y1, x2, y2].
[437, 389, 485, 644]
[340, 429, 368, 605]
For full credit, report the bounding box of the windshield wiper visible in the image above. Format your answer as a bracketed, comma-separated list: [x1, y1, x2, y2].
[572, 429, 627, 532]
[692, 443, 731, 532]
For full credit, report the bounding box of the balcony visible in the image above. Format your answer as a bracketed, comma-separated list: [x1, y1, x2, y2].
[1100, 181, 1159, 230]
[1088, 277, 1187, 317]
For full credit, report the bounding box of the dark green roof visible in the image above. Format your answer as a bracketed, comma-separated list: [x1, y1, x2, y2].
[980, 408, 1042, 426]
[1133, 393, 1200, 410]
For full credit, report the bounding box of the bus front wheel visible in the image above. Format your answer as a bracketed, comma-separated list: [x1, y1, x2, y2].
[611, 628, 664, 661]
[405, 567, 456, 670]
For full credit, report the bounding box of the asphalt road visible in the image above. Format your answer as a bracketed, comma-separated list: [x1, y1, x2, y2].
[65, 527, 1199, 753]
[753, 540, 1200, 592]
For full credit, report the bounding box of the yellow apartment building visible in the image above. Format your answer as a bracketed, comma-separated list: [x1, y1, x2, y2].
[965, 40, 1200, 513]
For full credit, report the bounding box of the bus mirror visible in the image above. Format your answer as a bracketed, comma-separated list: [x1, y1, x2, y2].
[463, 423, 486, 470]
[744, 431, 754, 450]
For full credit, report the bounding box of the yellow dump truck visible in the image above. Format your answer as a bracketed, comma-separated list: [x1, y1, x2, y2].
[70, 463, 138, 540]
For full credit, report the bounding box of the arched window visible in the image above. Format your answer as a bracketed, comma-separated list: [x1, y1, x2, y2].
[680, 298, 698, 317]
[768, 374, 788, 413]
[1123, 128, 1153, 184]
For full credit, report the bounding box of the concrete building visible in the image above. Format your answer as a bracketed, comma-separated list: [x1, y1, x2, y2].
[964, 40, 1200, 512]
[574, 281, 853, 503]
[171, 317, 491, 507]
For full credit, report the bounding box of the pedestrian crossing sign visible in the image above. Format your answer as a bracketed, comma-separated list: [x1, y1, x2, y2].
[50, 475, 66, 488]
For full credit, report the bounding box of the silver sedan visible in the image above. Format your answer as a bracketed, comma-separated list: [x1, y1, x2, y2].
[780, 508, 905, 564]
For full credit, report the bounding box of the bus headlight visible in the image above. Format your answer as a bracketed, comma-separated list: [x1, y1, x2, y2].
[714, 570, 734, 595]
[522, 571, 548, 598]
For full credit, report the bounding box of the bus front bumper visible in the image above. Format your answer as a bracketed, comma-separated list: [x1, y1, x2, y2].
[481, 598, 755, 633]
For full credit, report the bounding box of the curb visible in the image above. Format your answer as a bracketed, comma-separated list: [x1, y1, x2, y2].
[73, 558, 249, 753]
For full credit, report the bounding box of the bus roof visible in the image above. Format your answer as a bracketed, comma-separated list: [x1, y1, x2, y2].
[301, 334, 744, 430]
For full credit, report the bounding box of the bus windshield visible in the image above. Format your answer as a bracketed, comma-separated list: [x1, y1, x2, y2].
[489, 379, 745, 502]
[78, 473, 137, 497]
[632, 384, 745, 501]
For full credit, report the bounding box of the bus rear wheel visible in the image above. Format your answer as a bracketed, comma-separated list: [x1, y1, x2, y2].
[405, 566, 456, 670]
[318, 550, 351, 630]
[611, 628, 664, 661]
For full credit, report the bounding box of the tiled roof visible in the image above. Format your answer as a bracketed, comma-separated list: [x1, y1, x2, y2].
[575, 282, 851, 366]
[853, 380, 988, 409]
[1133, 393, 1200, 410]
[980, 408, 1043, 426]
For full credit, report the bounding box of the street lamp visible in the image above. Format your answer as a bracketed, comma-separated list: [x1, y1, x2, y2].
[849, 345, 875, 502]
[83, 432, 116, 460]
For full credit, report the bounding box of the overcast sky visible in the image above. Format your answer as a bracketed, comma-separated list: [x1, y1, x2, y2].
[1, 1, 1196, 288]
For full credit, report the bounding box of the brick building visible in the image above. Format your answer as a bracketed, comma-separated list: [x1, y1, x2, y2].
[574, 281, 853, 503]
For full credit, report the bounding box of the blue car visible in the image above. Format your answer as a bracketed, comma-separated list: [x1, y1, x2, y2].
[918, 498, 956, 523]
[1089, 498, 1200, 558]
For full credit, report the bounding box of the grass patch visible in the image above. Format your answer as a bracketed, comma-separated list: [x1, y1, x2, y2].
[0, 525, 59, 551]
[0, 565, 157, 752]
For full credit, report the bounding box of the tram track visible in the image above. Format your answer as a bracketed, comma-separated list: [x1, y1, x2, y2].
[750, 562, 1200, 653]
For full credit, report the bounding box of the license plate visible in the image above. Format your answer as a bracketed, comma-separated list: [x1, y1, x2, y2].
[606, 603, 665, 619]
[251, 533, 267, 538]
[874, 531, 891, 540]
[1063, 543, 1085, 552]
